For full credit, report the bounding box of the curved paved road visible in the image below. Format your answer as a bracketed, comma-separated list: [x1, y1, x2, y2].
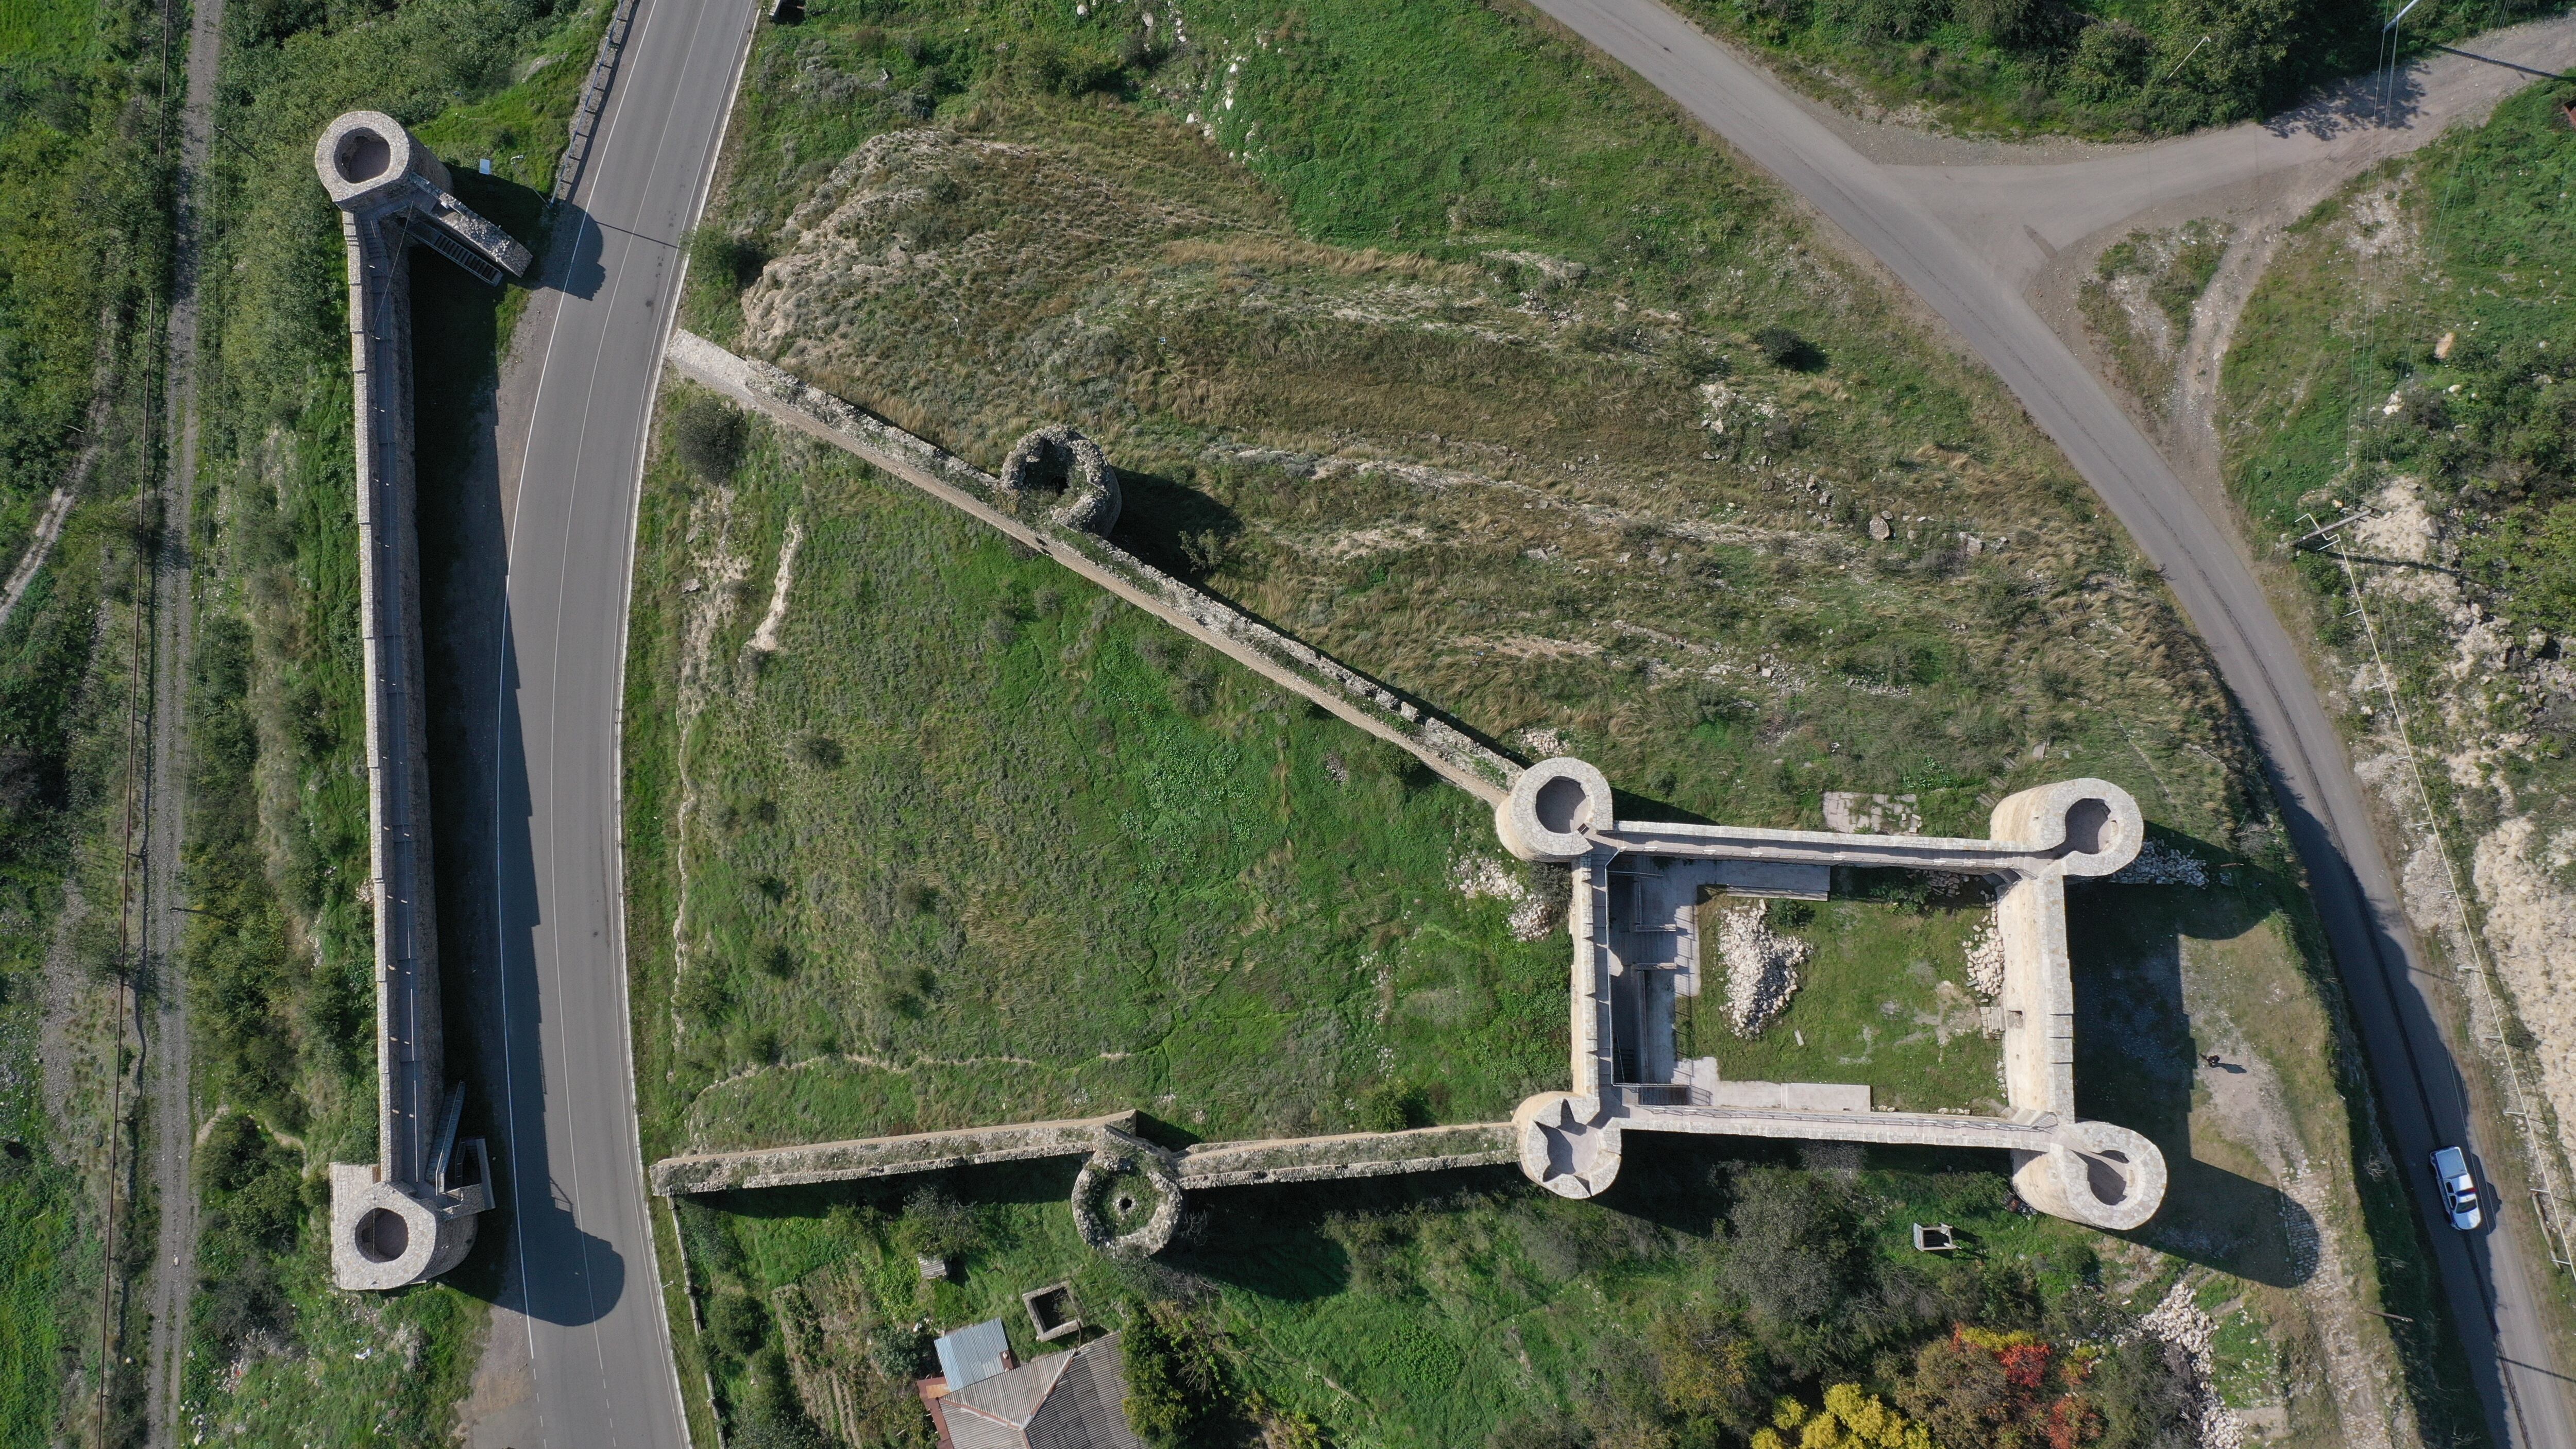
[464, 0, 753, 1442]
[1526, 2, 2571, 1443]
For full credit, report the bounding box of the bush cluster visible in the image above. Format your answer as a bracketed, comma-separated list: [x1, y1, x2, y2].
[1486, 1166, 2197, 1448]
[1709, 0, 2454, 136]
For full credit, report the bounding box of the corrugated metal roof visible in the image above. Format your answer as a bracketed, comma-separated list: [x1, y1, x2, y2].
[937, 1335, 1145, 1449]
[935, 1319, 1014, 1389]
[947, 1349, 1070, 1427]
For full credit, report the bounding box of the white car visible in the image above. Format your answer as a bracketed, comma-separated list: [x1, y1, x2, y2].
[2432, 1146, 2483, 1231]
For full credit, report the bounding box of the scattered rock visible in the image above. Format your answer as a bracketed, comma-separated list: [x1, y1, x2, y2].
[2107, 839, 2210, 887]
[1715, 902, 1809, 1037]
[1822, 790, 1921, 835]
[1963, 914, 2006, 1000]
[2132, 1278, 2245, 1449]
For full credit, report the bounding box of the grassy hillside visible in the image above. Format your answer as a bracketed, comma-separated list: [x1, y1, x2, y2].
[1668, 0, 2567, 138]
[2219, 80, 2576, 1338]
[0, 0, 173, 1437]
[680, 1147, 2217, 1449]
[623, 0, 2475, 1443]
[169, 0, 604, 1438]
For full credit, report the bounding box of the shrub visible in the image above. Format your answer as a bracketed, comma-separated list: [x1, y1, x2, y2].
[1121, 1301, 1229, 1447]
[2066, 22, 2155, 100]
[687, 226, 767, 294]
[1357, 1079, 1431, 1132]
[1718, 1170, 1858, 1326]
[1753, 326, 1823, 372]
[893, 1185, 980, 1259]
[202, 1252, 293, 1349]
[1653, 1307, 1776, 1433]
[798, 733, 843, 767]
[2469, 500, 2576, 638]
[671, 397, 747, 483]
[705, 1291, 770, 1358]
[1957, 0, 2033, 43]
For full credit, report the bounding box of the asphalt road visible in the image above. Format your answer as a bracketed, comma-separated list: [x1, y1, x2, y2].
[1525, 2, 2574, 1444]
[463, 0, 753, 1442]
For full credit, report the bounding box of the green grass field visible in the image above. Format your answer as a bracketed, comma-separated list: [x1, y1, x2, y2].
[631, 402, 1569, 1154]
[0, 0, 183, 1434]
[1693, 896, 2003, 1112]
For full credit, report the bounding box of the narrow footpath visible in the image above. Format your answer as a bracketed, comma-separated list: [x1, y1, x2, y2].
[140, 0, 223, 1437]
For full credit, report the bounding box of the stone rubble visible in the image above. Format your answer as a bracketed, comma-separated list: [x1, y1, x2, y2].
[1452, 854, 1560, 942]
[2132, 1277, 2245, 1449]
[1963, 913, 2006, 1000]
[2107, 839, 2211, 887]
[1714, 901, 1809, 1037]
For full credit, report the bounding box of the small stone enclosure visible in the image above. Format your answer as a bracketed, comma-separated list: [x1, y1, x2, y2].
[648, 331, 2169, 1245]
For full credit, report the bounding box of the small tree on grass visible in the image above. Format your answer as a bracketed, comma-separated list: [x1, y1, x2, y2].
[892, 1185, 979, 1263]
[686, 226, 767, 294]
[1753, 325, 1824, 372]
[671, 396, 745, 484]
[1121, 1300, 1231, 1447]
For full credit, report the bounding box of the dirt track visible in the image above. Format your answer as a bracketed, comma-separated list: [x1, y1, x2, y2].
[139, 0, 223, 1438]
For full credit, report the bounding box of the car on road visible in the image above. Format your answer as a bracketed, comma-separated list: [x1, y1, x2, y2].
[2432, 1146, 2483, 1230]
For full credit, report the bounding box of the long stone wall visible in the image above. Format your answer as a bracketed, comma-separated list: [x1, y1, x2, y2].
[664, 330, 1519, 805]
[650, 1116, 1517, 1197]
[314, 111, 529, 1291]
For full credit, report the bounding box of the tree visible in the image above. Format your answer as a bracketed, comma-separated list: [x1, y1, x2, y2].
[1122, 1301, 1229, 1447]
[1895, 1326, 2104, 1449]
[671, 396, 747, 483]
[2470, 500, 2576, 638]
[1651, 1307, 1774, 1434]
[1754, 1385, 1931, 1449]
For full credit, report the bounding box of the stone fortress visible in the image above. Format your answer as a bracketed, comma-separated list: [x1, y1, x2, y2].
[645, 330, 2169, 1246]
[313, 113, 530, 1289]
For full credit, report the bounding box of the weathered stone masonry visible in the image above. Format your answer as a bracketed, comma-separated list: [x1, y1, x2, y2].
[648, 331, 2168, 1239]
[314, 112, 530, 1290]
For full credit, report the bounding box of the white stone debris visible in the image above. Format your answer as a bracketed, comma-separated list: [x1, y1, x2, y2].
[1715, 902, 1809, 1037]
[2108, 839, 2210, 887]
[1452, 854, 1557, 942]
[2132, 1278, 2245, 1449]
[1821, 790, 1921, 836]
[1963, 913, 2006, 1000]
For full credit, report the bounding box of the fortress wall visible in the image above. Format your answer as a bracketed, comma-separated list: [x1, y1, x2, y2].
[316, 111, 528, 1289]
[664, 330, 1519, 806]
[649, 1115, 1518, 1197]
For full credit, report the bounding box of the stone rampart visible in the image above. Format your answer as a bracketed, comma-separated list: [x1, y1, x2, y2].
[1498, 759, 2166, 1232]
[315, 111, 527, 1290]
[1174, 1123, 1516, 1187]
[649, 1113, 1142, 1195]
[664, 330, 1518, 804]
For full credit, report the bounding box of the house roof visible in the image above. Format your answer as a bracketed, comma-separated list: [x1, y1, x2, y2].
[941, 1334, 1144, 1449]
[934, 1319, 1014, 1390]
